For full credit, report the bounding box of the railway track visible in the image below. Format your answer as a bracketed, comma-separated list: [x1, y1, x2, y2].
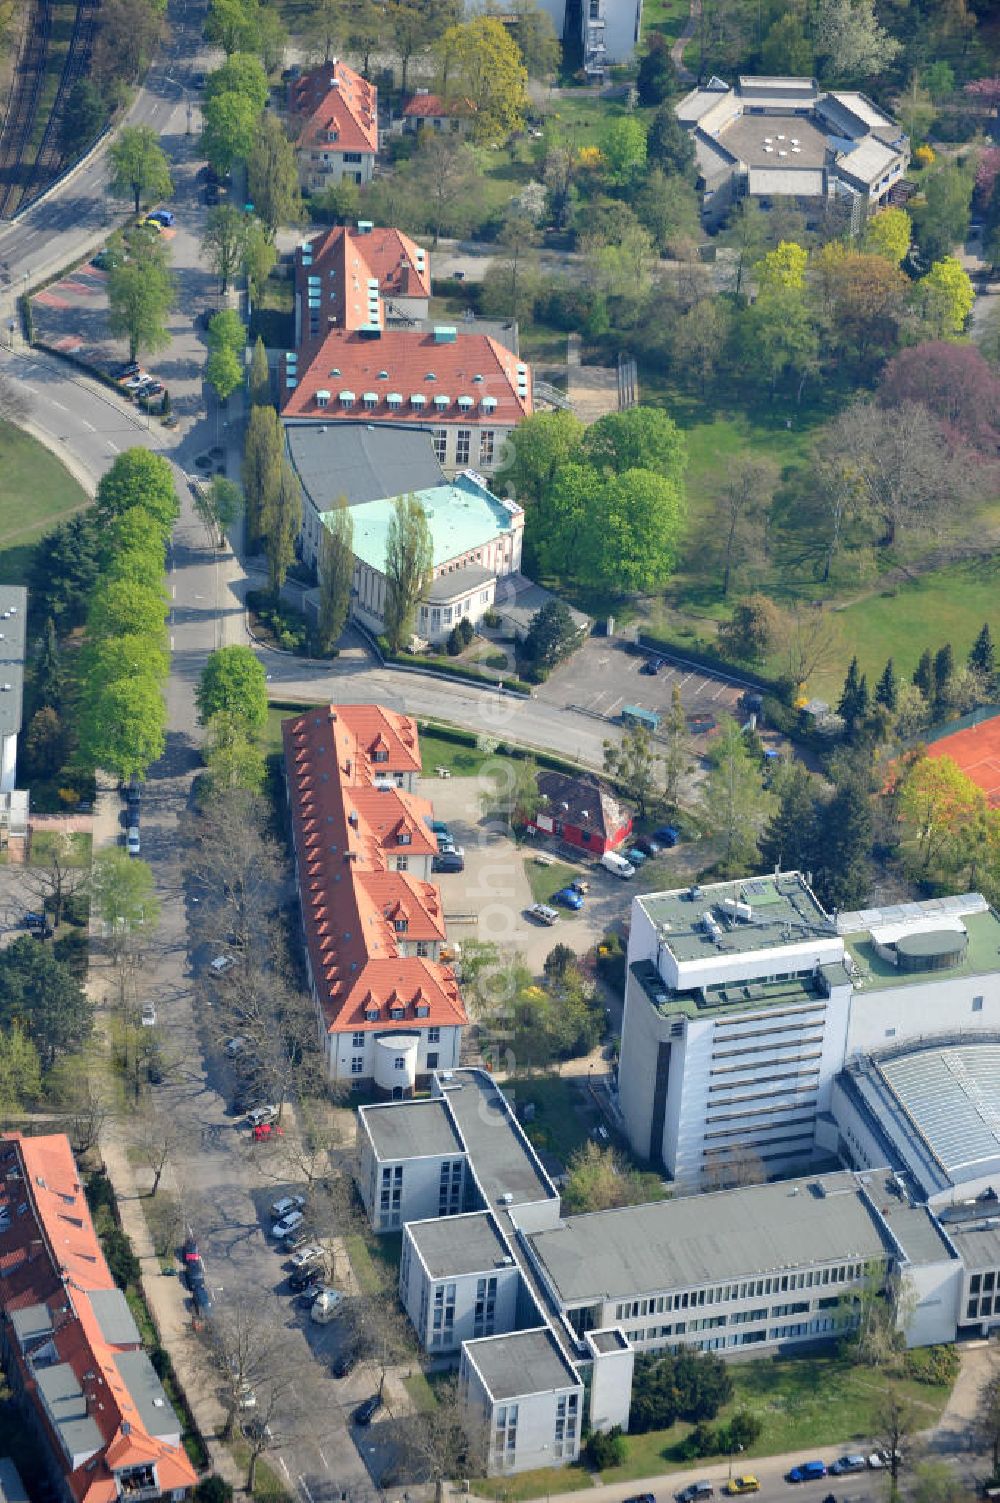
[0, 0, 53, 220]
[20, 0, 99, 209]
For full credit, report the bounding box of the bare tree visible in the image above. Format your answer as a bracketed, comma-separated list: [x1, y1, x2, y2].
[875, 1392, 916, 1499]
[777, 602, 841, 690]
[713, 455, 779, 597]
[395, 1375, 488, 1493]
[136, 1108, 184, 1197]
[209, 1297, 291, 1444]
[22, 832, 89, 929]
[976, 1364, 1000, 1480]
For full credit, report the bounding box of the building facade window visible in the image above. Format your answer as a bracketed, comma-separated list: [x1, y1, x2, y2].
[456, 429, 471, 465]
[479, 430, 495, 466]
[428, 1026, 441, 1043]
[352, 1032, 364, 1048]
[351, 1057, 364, 1075]
[432, 428, 447, 463]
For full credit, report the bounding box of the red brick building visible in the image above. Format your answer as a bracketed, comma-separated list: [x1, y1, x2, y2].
[527, 770, 633, 856]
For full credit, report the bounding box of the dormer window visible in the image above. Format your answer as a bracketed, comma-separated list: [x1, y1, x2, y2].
[416, 1004, 430, 1017]
[394, 919, 409, 933]
[398, 831, 411, 845]
[372, 748, 388, 762]
[390, 1006, 405, 1019]
[365, 1007, 379, 1021]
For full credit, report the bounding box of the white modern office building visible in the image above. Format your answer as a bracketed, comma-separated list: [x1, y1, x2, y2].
[619, 875, 1000, 1190]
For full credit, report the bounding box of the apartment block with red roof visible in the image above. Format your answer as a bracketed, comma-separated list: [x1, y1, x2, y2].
[288, 60, 378, 190]
[282, 705, 467, 1095]
[281, 229, 532, 479]
[0, 1133, 197, 1503]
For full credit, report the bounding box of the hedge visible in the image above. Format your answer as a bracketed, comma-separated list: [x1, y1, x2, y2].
[635, 631, 793, 700]
[387, 645, 534, 696]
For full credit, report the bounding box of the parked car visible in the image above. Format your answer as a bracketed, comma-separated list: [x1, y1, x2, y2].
[830, 1457, 866, 1476]
[242, 1419, 272, 1445]
[147, 209, 175, 226]
[570, 878, 589, 894]
[23, 911, 47, 930]
[332, 1346, 359, 1379]
[123, 373, 151, 393]
[288, 1243, 324, 1271]
[787, 1462, 827, 1483]
[140, 1002, 156, 1027]
[553, 887, 584, 910]
[289, 1264, 324, 1293]
[192, 1283, 213, 1317]
[625, 846, 648, 866]
[184, 1255, 206, 1290]
[633, 835, 662, 857]
[426, 819, 450, 836]
[432, 851, 464, 873]
[272, 1209, 305, 1240]
[527, 903, 558, 926]
[113, 361, 142, 380]
[653, 825, 680, 847]
[125, 781, 141, 815]
[310, 1288, 343, 1323]
[146, 1051, 165, 1085]
[127, 827, 141, 857]
[211, 954, 236, 974]
[724, 1480, 760, 1496]
[677, 1485, 714, 1502]
[246, 1104, 278, 1129]
[353, 1393, 382, 1427]
[271, 1195, 306, 1221]
[623, 1495, 655, 1503]
[253, 1121, 283, 1141]
[293, 1275, 325, 1306]
[639, 658, 662, 675]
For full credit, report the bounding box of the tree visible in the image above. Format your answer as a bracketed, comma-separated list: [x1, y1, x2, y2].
[811, 0, 900, 77]
[388, 0, 461, 96]
[647, 101, 696, 177]
[59, 78, 106, 157]
[838, 656, 870, 739]
[718, 594, 783, 663]
[259, 460, 300, 595]
[108, 125, 173, 213]
[736, 285, 820, 400]
[88, 579, 167, 644]
[636, 33, 678, 106]
[581, 469, 685, 594]
[635, 170, 701, 255]
[24, 707, 65, 781]
[522, 599, 579, 668]
[812, 244, 909, 374]
[480, 212, 541, 325]
[247, 114, 302, 236]
[316, 500, 354, 654]
[672, 297, 732, 395]
[104, 510, 169, 589]
[913, 648, 935, 701]
[248, 336, 270, 406]
[0, 1024, 42, 1111]
[977, 1365, 1000, 1481]
[759, 763, 820, 875]
[92, 849, 159, 950]
[562, 1142, 652, 1214]
[80, 674, 167, 781]
[403, 132, 480, 245]
[878, 342, 1000, 455]
[206, 0, 260, 54]
[584, 406, 686, 481]
[713, 455, 778, 597]
[704, 720, 773, 875]
[600, 116, 647, 185]
[503, 0, 559, 79]
[865, 205, 911, 264]
[435, 16, 527, 144]
[482, 755, 541, 829]
[718, 199, 771, 298]
[254, 5, 286, 73]
[205, 51, 269, 114]
[604, 723, 657, 821]
[243, 220, 277, 301]
[921, 255, 975, 333]
[495, 410, 584, 508]
[95, 449, 178, 534]
[242, 404, 283, 545]
[661, 684, 690, 812]
[206, 345, 243, 403]
[383, 494, 432, 652]
[203, 712, 266, 793]
[0, 936, 92, 1069]
[107, 255, 173, 362]
[754, 239, 808, 291]
[22, 830, 89, 930]
[194, 476, 243, 547]
[197, 646, 268, 734]
[876, 658, 899, 711]
[875, 1392, 915, 1499]
[911, 1462, 969, 1503]
[201, 204, 252, 293]
[201, 89, 260, 175]
[899, 754, 986, 870]
[911, 162, 974, 265]
[934, 642, 955, 712]
[970, 623, 996, 684]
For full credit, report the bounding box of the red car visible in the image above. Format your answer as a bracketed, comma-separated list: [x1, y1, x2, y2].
[253, 1122, 284, 1141]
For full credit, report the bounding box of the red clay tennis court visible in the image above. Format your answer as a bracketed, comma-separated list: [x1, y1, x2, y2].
[928, 717, 1000, 806]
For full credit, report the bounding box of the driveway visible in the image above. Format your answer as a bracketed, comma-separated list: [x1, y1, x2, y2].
[537, 636, 745, 733]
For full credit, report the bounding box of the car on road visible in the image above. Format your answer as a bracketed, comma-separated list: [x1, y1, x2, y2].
[639, 658, 662, 674]
[353, 1393, 382, 1427]
[677, 1485, 714, 1502]
[787, 1462, 827, 1483]
[272, 1209, 305, 1240]
[127, 827, 141, 857]
[553, 886, 584, 910]
[146, 209, 175, 227]
[432, 851, 464, 873]
[246, 1104, 278, 1129]
[653, 825, 680, 847]
[830, 1457, 866, 1476]
[270, 1194, 306, 1220]
[527, 903, 558, 926]
[210, 954, 236, 974]
[140, 1002, 156, 1027]
[724, 1480, 760, 1496]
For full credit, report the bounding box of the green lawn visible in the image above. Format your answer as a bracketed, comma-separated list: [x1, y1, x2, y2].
[0, 421, 88, 585]
[641, 0, 691, 45]
[402, 1371, 438, 1413]
[344, 1229, 402, 1296]
[604, 1354, 952, 1483]
[524, 855, 585, 910]
[29, 830, 91, 867]
[502, 1072, 599, 1166]
[475, 1465, 593, 1502]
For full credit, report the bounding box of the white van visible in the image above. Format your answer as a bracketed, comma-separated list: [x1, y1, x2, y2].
[602, 851, 636, 879]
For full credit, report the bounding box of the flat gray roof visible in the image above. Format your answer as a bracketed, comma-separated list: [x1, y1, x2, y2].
[408, 1212, 512, 1278]
[719, 112, 828, 169]
[10, 1303, 52, 1344]
[361, 1098, 465, 1162]
[438, 1071, 555, 1209]
[861, 1170, 956, 1268]
[0, 664, 24, 738]
[90, 1287, 140, 1347]
[942, 1214, 1000, 1271]
[878, 1045, 1000, 1180]
[34, 1363, 102, 1460]
[285, 421, 443, 512]
[0, 589, 26, 665]
[638, 874, 835, 965]
[464, 1327, 580, 1401]
[527, 1171, 891, 1304]
[426, 563, 495, 603]
[115, 1350, 180, 1440]
[590, 1329, 628, 1353]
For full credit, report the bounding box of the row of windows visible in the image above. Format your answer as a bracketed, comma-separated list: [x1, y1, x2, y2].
[710, 1062, 821, 1085]
[712, 1035, 826, 1062]
[352, 1026, 441, 1048]
[611, 1262, 868, 1321]
[430, 428, 496, 467]
[624, 1313, 851, 1352]
[420, 592, 492, 629]
[703, 1115, 815, 1143]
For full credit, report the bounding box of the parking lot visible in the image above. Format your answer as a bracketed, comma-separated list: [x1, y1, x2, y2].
[536, 636, 746, 734]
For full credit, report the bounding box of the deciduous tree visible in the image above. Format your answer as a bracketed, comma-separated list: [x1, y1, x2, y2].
[80, 674, 167, 782]
[108, 125, 173, 213]
[404, 132, 481, 245]
[197, 646, 268, 734]
[436, 16, 528, 143]
[495, 410, 584, 507]
[562, 1141, 653, 1214]
[316, 500, 354, 654]
[878, 341, 1000, 454]
[920, 255, 976, 333]
[107, 255, 173, 362]
[261, 460, 301, 595]
[207, 345, 243, 402]
[811, 0, 900, 77]
[205, 51, 269, 113]
[604, 723, 658, 820]
[713, 455, 778, 597]
[704, 720, 774, 875]
[201, 89, 260, 175]
[583, 406, 686, 479]
[899, 753, 986, 870]
[95, 449, 178, 533]
[248, 336, 271, 406]
[865, 205, 912, 264]
[248, 114, 302, 235]
[242, 403, 283, 545]
[383, 494, 432, 652]
[201, 204, 252, 292]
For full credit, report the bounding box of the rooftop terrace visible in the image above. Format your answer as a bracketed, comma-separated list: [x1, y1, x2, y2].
[844, 908, 1000, 991]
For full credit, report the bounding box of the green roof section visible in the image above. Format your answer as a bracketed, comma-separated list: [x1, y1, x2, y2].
[844, 908, 1000, 990]
[320, 474, 520, 574]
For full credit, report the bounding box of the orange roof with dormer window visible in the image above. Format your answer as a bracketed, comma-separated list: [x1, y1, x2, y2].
[290, 60, 378, 158]
[282, 706, 467, 1038]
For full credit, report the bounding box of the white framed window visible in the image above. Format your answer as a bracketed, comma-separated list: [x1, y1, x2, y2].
[351, 1057, 364, 1075]
[456, 429, 471, 465]
[432, 428, 447, 463]
[479, 430, 495, 465]
[352, 1032, 364, 1047]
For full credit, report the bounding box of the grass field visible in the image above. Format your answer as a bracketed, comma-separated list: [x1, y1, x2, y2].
[0, 421, 88, 585]
[641, 0, 692, 45]
[524, 855, 585, 910]
[29, 830, 91, 866]
[502, 1072, 598, 1165]
[344, 1229, 402, 1296]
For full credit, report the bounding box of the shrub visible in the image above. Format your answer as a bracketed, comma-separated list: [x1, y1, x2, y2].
[53, 928, 88, 977]
[902, 1344, 960, 1385]
[446, 625, 464, 656]
[676, 1422, 720, 1461]
[104, 1225, 140, 1289]
[595, 930, 627, 995]
[459, 615, 475, 645]
[915, 143, 936, 166]
[482, 608, 501, 628]
[485, 651, 507, 669]
[196, 1478, 233, 1503]
[586, 1425, 627, 1469]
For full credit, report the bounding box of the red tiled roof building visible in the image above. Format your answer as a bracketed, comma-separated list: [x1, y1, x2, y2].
[283, 704, 467, 1094]
[401, 91, 476, 136]
[289, 60, 378, 191]
[0, 1133, 197, 1503]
